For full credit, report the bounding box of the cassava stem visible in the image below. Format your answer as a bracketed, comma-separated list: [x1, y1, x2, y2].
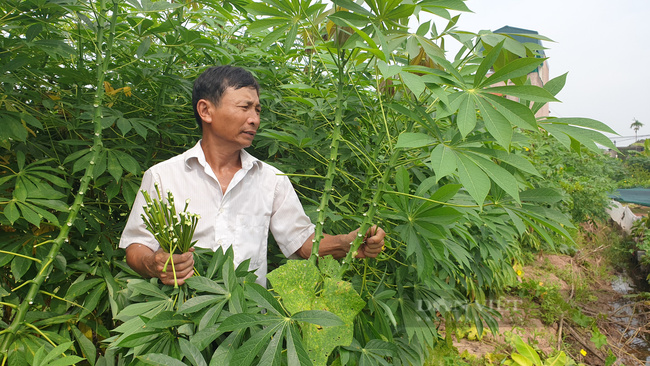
[309, 61, 346, 264]
[338, 148, 403, 277]
[0, 0, 117, 353]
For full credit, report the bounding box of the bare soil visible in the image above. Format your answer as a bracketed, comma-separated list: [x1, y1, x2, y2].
[452, 239, 650, 366]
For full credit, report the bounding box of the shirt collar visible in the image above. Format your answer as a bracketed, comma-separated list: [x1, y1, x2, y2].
[184, 140, 261, 171]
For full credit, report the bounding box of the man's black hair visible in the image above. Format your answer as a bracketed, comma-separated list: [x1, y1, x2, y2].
[192, 65, 260, 131]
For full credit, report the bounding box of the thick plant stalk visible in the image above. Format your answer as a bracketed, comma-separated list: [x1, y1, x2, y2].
[309, 64, 345, 264]
[356, 134, 384, 214]
[0, 0, 118, 354]
[338, 148, 402, 277]
[338, 59, 424, 276]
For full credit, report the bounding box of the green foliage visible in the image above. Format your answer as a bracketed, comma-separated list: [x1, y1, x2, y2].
[108, 248, 345, 366]
[424, 342, 475, 366]
[30, 342, 85, 366]
[516, 279, 566, 325]
[0, 0, 618, 364]
[526, 134, 620, 223]
[623, 155, 650, 173]
[508, 335, 571, 366]
[619, 166, 650, 189]
[515, 278, 601, 332]
[618, 155, 650, 188]
[268, 260, 365, 365]
[590, 327, 607, 350]
[629, 217, 650, 267]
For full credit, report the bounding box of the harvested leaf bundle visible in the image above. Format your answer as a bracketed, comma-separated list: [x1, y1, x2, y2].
[140, 182, 200, 287]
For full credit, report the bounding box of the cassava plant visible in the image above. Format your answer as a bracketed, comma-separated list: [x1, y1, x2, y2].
[0, 0, 622, 364]
[106, 247, 345, 366]
[0, 0, 120, 361]
[0, 0, 220, 363]
[242, 0, 618, 363]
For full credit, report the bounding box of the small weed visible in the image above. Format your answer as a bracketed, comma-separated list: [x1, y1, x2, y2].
[517, 279, 567, 325]
[503, 298, 529, 327]
[425, 342, 478, 366]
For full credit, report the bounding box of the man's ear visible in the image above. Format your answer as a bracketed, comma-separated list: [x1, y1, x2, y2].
[196, 99, 214, 124]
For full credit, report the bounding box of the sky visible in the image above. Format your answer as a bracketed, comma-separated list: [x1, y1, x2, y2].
[413, 0, 650, 147]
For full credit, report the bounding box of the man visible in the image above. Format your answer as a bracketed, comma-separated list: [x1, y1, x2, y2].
[120, 65, 385, 286]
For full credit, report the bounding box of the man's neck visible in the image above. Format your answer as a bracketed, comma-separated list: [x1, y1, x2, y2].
[200, 138, 242, 171]
[200, 139, 243, 195]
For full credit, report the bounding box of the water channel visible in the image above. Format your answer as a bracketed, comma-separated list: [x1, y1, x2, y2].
[610, 264, 650, 365]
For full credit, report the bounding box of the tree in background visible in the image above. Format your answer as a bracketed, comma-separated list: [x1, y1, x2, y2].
[631, 118, 644, 142]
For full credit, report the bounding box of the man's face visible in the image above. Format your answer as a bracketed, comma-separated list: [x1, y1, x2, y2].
[202, 86, 261, 150]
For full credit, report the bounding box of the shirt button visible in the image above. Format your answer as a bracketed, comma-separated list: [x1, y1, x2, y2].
[219, 208, 225, 213]
[217, 239, 223, 245]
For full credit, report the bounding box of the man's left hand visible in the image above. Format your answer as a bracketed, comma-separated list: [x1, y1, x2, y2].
[355, 225, 385, 258]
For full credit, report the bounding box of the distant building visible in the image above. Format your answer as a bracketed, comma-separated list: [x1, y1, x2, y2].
[489, 26, 550, 118]
[617, 140, 645, 159]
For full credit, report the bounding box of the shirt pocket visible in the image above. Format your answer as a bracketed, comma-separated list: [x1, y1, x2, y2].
[234, 214, 270, 270]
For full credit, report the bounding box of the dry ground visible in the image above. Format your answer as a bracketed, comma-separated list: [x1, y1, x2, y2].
[451, 229, 650, 366]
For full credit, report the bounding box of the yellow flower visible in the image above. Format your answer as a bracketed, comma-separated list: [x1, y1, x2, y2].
[524, 147, 529, 151]
[538, 282, 543, 286]
[580, 349, 587, 356]
[104, 82, 132, 97]
[104, 81, 117, 96]
[516, 270, 523, 276]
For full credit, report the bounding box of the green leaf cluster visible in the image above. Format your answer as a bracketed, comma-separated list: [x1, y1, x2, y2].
[0, 0, 620, 365]
[108, 248, 345, 366]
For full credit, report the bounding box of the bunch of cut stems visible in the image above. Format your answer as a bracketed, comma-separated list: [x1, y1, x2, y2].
[140, 182, 200, 287]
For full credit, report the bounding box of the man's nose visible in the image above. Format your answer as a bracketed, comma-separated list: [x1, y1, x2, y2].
[248, 112, 260, 126]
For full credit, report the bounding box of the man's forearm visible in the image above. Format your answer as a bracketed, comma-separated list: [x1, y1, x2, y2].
[125, 243, 156, 278]
[296, 232, 354, 259]
[296, 226, 385, 259]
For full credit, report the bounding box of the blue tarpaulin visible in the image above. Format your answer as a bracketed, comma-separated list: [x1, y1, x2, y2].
[611, 188, 650, 206]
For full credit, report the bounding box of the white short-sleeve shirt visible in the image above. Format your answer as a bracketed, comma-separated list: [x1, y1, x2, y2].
[119, 141, 315, 285]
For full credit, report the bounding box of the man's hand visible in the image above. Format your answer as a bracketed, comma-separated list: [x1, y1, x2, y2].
[151, 247, 195, 286]
[126, 244, 195, 286]
[356, 225, 385, 258]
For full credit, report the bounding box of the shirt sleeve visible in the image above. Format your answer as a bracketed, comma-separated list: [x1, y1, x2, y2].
[269, 175, 315, 258]
[118, 169, 161, 252]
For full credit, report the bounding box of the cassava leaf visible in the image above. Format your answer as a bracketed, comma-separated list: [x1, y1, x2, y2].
[138, 353, 186, 366]
[474, 40, 504, 87]
[457, 93, 476, 137]
[291, 310, 344, 327]
[395, 133, 437, 149]
[476, 97, 512, 148]
[455, 153, 490, 206]
[483, 85, 559, 103]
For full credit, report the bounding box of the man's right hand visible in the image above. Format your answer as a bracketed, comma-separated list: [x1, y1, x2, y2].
[126, 244, 195, 286]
